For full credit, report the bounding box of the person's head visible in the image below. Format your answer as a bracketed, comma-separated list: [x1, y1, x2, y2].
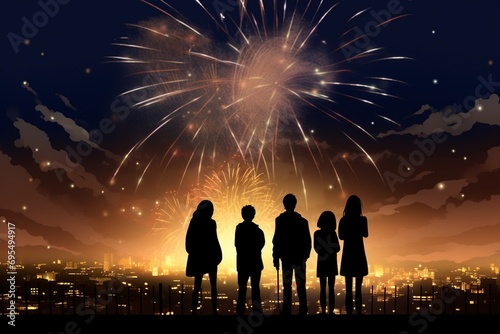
[317, 210, 336, 230]
[282, 193, 297, 211]
[193, 199, 214, 219]
[343, 195, 362, 216]
[241, 205, 256, 222]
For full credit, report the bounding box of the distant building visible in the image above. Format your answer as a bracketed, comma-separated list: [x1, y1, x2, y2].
[37, 271, 58, 281]
[104, 253, 115, 272]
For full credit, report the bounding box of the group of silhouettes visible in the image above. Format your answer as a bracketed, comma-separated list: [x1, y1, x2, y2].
[185, 193, 369, 316]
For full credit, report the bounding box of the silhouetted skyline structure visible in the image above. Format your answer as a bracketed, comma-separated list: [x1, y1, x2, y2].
[2, 256, 499, 334]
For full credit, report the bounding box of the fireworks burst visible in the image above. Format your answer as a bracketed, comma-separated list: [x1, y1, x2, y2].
[152, 160, 283, 270]
[109, 0, 410, 195]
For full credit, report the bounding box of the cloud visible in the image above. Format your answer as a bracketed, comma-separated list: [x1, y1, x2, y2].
[0, 152, 102, 236]
[0, 152, 144, 259]
[369, 142, 500, 241]
[13, 118, 116, 199]
[35, 103, 90, 143]
[34, 102, 121, 162]
[407, 171, 434, 182]
[374, 179, 468, 217]
[377, 94, 500, 138]
[384, 221, 500, 264]
[332, 149, 394, 164]
[366, 142, 500, 262]
[413, 104, 438, 116]
[463, 145, 500, 180]
[370, 193, 500, 251]
[56, 93, 78, 111]
[0, 226, 49, 248]
[22, 83, 121, 162]
[0, 216, 79, 255]
[386, 242, 500, 264]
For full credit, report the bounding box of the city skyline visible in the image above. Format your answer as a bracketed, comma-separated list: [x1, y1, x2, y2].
[1, 0, 500, 271]
[1, 256, 498, 317]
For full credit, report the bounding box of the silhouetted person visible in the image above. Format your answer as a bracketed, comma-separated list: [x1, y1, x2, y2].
[313, 210, 340, 315]
[185, 199, 222, 315]
[272, 193, 312, 315]
[339, 195, 368, 315]
[235, 205, 265, 315]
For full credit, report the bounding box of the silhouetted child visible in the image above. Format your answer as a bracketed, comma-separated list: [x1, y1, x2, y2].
[339, 195, 368, 315]
[235, 205, 265, 315]
[313, 210, 340, 315]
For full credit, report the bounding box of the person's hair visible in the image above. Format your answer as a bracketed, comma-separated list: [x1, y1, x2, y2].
[343, 195, 362, 216]
[282, 193, 297, 211]
[317, 210, 336, 229]
[241, 205, 255, 221]
[194, 199, 214, 218]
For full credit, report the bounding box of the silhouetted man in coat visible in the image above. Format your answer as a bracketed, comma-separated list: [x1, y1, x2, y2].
[272, 193, 312, 315]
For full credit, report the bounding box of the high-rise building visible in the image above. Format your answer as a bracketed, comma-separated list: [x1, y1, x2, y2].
[104, 253, 114, 272]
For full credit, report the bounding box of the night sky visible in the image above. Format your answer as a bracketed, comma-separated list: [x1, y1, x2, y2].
[1, 0, 500, 271]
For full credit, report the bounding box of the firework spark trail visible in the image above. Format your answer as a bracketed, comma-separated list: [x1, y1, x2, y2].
[341, 151, 359, 183]
[110, 0, 409, 195]
[328, 157, 345, 195]
[152, 190, 194, 266]
[343, 132, 383, 181]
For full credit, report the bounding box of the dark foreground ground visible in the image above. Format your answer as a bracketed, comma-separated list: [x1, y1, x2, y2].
[4, 314, 499, 333]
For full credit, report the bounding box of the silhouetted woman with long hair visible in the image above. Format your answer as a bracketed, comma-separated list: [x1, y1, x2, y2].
[339, 195, 368, 315]
[185, 199, 222, 315]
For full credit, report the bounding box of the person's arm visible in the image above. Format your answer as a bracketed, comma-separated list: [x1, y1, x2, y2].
[272, 219, 280, 269]
[259, 228, 265, 250]
[213, 220, 223, 265]
[185, 222, 194, 253]
[313, 231, 320, 255]
[338, 218, 346, 240]
[361, 216, 368, 238]
[332, 232, 341, 253]
[234, 225, 240, 249]
[303, 218, 312, 259]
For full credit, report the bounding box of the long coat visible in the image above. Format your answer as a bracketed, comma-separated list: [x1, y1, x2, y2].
[185, 216, 222, 277]
[272, 211, 311, 265]
[339, 215, 368, 277]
